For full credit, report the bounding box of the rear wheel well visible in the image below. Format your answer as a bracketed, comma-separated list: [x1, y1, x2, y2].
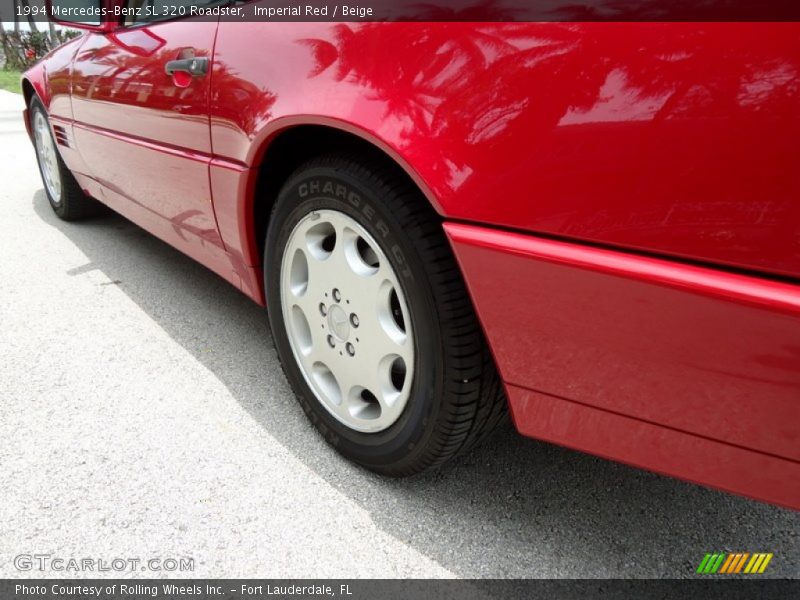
[252, 126, 433, 263]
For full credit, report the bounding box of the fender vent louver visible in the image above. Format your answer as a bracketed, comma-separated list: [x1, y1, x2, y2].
[52, 124, 72, 148]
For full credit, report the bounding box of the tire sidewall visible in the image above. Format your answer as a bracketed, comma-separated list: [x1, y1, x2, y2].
[265, 163, 444, 470]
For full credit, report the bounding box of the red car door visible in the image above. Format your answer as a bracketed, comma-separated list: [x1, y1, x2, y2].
[70, 13, 223, 250]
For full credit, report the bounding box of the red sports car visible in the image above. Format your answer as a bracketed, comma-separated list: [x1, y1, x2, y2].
[24, 2, 800, 510]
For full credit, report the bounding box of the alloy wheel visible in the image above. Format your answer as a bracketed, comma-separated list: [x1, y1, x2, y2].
[280, 209, 415, 433]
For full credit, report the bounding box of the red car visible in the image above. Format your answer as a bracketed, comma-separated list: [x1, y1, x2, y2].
[24, 3, 799, 510]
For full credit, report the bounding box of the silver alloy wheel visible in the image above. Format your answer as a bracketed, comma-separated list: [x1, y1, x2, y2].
[33, 110, 62, 204]
[280, 209, 415, 433]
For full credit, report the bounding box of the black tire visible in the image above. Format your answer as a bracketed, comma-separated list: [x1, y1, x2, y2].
[29, 97, 101, 221]
[264, 154, 507, 476]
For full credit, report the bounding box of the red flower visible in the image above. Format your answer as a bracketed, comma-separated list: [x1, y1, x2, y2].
[25, 49, 36, 60]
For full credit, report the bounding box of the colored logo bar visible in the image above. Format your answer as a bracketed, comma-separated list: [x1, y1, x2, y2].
[696, 553, 773, 574]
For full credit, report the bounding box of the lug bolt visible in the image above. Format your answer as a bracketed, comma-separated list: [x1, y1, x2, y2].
[350, 314, 359, 327]
[346, 343, 355, 356]
[319, 303, 327, 316]
[332, 288, 341, 302]
[326, 335, 335, 348]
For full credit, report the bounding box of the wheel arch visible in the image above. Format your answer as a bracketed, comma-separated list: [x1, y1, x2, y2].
[21, 78, 36, 107]
[244, 118, 445, 275]
[20, 64, 50, 108]
[20, 76, 43, 142]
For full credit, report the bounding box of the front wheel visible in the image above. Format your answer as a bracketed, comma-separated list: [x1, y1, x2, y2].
[264, 154, 506, 475]
[30, 97, 100, 221]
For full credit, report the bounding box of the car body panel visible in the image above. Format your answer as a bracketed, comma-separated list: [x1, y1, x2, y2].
[69, 167, 242, 292]
[23, 35, 92, 179]
[70, 20, 224, 250]
[22, 18, 800, 508]
[506, 383, 800, 511]
[445, 222, 800, 466]
[210, 21, 800, 281]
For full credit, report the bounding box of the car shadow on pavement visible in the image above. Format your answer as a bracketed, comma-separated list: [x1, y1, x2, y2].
[32, 190, 798, 579]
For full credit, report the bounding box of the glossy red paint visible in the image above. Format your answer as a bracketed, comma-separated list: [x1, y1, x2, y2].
[209, 22, 800, 280]
[445, 222, 800, 509]
[506, 384, 800, 511]
[445, 223, 800, 454]
[70, 22, 224, 249]
[22, 18, 800, 508]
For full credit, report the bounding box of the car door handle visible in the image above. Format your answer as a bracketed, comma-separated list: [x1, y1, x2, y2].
[165, 57, 209, 77]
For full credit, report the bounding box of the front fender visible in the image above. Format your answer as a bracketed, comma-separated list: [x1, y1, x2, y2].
[21, 63, 49, 143]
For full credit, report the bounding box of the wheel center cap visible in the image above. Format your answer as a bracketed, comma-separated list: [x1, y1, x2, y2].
[327, 304, 350, 342]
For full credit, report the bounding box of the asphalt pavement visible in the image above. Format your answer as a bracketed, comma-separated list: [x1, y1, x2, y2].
[0, 89, 797, 579]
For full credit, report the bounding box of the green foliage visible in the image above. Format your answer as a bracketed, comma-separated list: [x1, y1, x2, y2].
[0, 69, 22, 94]
[1, 29, 81, 71]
